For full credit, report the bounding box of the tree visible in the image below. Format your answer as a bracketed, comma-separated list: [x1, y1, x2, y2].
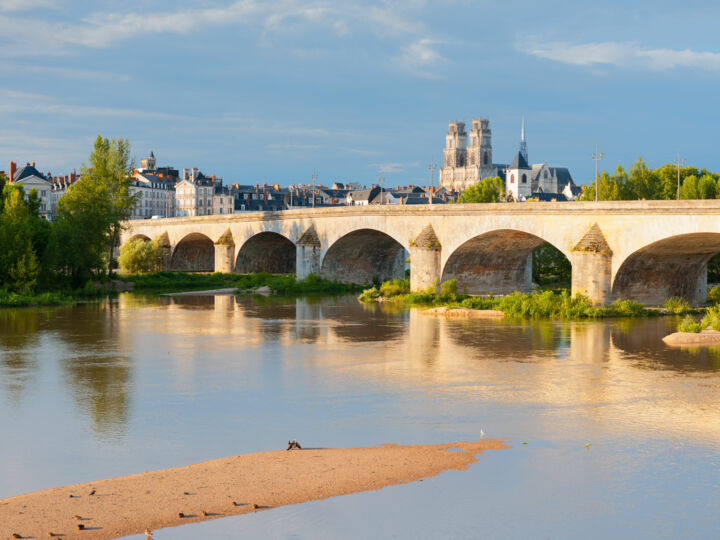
[697, 174, 717, 199]
[0, 186, 40, 293]
[459, 176, 504, 203]
[532, 242, 571, 285]
[48, 171, 114, 286]
[84, 135, 138, 276]
[118, 236, 166, 274]
[680, 175, 699, 200]
[628, 157, 660, 200]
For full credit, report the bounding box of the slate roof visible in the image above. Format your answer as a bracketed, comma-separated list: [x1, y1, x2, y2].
[13, 164, 46, 181]
[530, 192, 567, 202]
[509, 151, 529, 170]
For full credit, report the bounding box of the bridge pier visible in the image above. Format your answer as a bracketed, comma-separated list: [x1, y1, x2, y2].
[214, 230, 235, 274]
[296, 226, 322, 279]
[570, 224, 612, 305]
[410, 225, 441, 293]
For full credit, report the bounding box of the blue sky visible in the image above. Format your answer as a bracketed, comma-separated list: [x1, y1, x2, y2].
[2, 0, 719, 187]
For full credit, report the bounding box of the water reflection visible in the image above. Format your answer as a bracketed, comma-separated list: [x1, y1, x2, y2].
[0, 309, 47, 404]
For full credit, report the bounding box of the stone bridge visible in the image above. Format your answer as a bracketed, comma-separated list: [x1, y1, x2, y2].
[120, 201, 720, 305]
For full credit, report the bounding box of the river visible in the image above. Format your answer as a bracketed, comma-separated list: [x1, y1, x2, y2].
[1, 295, 718, 539]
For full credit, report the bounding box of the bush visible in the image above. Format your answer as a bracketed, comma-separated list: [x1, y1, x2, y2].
[440, 279, 457, 296]
[678, 315, 702, 333]
[358, 286, 380, 302]
[118, 237, 165, 274]
[708, 285, 720, 304]
[609, 299, 645, 317]
[379, 279, 410, 297]
[701, 305, 720, 331]
[663, 296, 690, 314]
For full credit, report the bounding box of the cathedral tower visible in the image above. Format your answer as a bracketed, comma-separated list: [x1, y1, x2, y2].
[443, 121, 467, 168]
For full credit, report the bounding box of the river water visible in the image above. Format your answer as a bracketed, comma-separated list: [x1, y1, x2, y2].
[0, 295, 718, 539]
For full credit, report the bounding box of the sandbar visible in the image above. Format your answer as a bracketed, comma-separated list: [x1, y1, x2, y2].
[663, 330, 720, 347]
[0, 439, 507, 540]
[421, 306, 505, 319]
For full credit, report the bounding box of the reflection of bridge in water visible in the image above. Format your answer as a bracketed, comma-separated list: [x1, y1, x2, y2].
[122, 202, 720, 305]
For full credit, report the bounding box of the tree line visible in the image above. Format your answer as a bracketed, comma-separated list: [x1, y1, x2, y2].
[0, 136, 137, 295]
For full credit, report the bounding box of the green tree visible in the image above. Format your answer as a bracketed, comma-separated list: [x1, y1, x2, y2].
[118, 236, 166, 274]
[532, 242, 571, 285]
[459, 176, 504, 203]
[48, 171, 114, 286]
[0, 186, 40, 292]
[85, 135, 138, 275]
[679, 175, 699, 199]
[697, 174, 717, 199]
[628, 157, 660, 200]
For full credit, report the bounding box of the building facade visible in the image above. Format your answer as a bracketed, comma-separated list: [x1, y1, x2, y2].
[438, 118, 501, 191]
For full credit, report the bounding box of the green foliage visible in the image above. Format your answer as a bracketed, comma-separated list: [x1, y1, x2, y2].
[458, 176, 504, 203]
[609, 298, 646, 317]
[0, 290, 73, 307]
[579, 158, 709, 201]
[707, 285, 720, 304]
[358, 286, 380, 302]
[380, 278, 410, 297]
[701, 305, 720, 331]
[118, 237, 166, 274]
[678, 315, 703, 333]
[663, 296, 690, 314]
[440, 278, 457, 296]
[0, 186, 40, 293]
[268, 273, 363, 295]
[532, 243, 571, 285]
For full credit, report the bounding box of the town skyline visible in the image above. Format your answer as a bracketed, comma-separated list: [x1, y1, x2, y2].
[2, 1, 720, 185]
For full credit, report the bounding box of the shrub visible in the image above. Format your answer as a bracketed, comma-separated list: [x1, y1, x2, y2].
[118, 237, 165, 274]
[701, 305, 720, 331]
[379, 278, 410, 297]
[663, 296, 690, 314]
[358, 286, 380, 302]
[678, 315, 702, 333]
[609, 299, 645, 317]
[440, 279, 457, 296]
[708, 285, 720, 304]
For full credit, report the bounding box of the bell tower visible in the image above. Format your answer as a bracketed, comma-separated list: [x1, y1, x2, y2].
[443, 121, 467, 168]
[479, 118, 493, 174]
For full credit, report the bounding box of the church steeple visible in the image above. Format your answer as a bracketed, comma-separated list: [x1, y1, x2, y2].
[519, 115, 528, 163]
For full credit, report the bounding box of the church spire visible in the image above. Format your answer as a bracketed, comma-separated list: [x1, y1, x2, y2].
[519, 115, 528, 163]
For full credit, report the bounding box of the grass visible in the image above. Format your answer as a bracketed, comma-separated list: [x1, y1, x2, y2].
[358, 279, 651, 320]
[117, 271, 364, 297]
[0, 290, 75, 308]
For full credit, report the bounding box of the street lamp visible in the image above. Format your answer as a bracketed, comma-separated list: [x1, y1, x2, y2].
[674, 150, 685, 200]
[591, 143, 603, 202]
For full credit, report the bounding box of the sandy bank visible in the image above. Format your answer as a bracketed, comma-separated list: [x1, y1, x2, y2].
[160, 288, 238, 296]
[0, 439, 507, 540]
[421, 306, 505, 319]
[663, 329, 720, 347]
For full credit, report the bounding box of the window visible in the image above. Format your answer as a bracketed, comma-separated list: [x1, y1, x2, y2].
[483, 153, 489, 165]
[510, 174, 515, 184]
[522, 174, 527, 184]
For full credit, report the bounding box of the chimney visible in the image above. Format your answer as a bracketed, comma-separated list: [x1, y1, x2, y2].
[32, 161, 35, 167]
[9, 161, 17, 182]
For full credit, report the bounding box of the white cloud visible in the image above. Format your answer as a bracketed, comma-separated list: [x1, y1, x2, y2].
[396, 38, 445, 79]
[371, 162, 419, 174]
[521, 39, 720, 72]
[0, 0, 55, 11]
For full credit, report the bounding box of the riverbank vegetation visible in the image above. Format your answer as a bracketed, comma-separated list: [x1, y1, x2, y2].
[359, 278, 650, 319]
[117, 271, 363, 296]
[0, 136, 137, 307]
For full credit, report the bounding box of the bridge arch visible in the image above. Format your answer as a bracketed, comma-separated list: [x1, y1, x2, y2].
[612, 233, 720, 305]
[441, 229, 566, 295]
[235, 232, 296, 274]
[170, 232, 215, 272]
[126, 233, 151, 244]
[321, 228, 408, 284]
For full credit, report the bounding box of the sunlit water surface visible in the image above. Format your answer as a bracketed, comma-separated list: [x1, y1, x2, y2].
[1, 295, 718, 539]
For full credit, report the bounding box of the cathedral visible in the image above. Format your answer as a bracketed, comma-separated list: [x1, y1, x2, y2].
[438, 117, 580, 201]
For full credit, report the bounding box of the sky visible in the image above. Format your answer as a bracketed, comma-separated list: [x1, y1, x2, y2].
[1, 0, 720, 187]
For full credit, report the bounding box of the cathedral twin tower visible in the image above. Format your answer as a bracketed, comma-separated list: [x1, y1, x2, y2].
[439, 118, 498, 191]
